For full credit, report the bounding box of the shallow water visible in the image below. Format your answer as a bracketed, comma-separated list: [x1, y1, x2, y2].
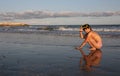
[0, 32, 120, 76]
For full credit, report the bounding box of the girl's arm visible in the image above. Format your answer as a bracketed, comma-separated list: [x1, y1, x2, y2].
[79, 32, 91, 49]
[79, 26, 84, 39]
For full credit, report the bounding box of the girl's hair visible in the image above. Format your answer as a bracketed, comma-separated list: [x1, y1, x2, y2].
[82, 24, 92, 31]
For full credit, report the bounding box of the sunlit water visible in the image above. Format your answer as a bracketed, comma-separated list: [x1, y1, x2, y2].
[0, 24, 120, 76]
[0, 32, 120, 76]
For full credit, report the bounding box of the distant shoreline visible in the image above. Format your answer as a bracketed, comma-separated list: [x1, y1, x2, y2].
[0, 22, 29, 26]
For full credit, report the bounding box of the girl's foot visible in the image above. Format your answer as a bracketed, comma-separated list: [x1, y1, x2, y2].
[89, 47, 96, 51]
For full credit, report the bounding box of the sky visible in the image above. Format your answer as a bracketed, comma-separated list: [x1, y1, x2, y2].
[0, 0, 120, 25]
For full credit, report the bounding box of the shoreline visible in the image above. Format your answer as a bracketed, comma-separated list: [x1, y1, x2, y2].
[0, 33, 119, 76]
[0, 22, 28, 26]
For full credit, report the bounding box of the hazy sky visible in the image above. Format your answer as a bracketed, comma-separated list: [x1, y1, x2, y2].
[0, 0, 120, 25]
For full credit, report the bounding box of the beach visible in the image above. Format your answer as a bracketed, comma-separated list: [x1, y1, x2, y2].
[0, 31, 120, 76]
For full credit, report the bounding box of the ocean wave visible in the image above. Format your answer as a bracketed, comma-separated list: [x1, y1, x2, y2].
[0, 25, 120, 38]
[57, 27, 120, 32]
[93, 28, 120, 32]
[57, 26, 78, 31]
[1, 25, 120, 32]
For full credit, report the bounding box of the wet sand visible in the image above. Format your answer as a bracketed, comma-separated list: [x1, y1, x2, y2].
[0, 33, 120, 76]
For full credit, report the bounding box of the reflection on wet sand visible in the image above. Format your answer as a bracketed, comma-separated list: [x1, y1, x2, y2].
[79, 49, 102, 71]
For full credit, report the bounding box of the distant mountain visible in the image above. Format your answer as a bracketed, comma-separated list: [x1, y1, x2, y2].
[0, 22, 29, 26]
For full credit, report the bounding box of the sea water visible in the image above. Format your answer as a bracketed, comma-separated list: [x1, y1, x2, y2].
[0, 25, 120, 76]
[0, 24, 120, 37]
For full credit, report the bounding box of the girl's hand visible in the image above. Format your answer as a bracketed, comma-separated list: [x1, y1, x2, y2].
[75, 47, 82, 50]
[80, 26, 83, 32]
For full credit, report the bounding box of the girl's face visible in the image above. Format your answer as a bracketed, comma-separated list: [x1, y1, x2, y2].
[84, 28, 90, 33]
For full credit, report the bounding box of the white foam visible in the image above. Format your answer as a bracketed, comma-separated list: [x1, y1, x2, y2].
[58, 26, 79, 31]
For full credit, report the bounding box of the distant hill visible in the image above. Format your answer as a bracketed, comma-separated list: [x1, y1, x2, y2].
[0, 22, 29, 26]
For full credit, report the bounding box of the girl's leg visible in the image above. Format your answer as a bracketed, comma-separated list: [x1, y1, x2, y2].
[88, 38, 102, 50]
[88, 40, 96, 51]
